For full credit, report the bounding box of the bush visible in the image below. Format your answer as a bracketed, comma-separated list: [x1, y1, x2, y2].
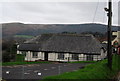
[112, 54, 120, 72]
[16, 54, 24, 62]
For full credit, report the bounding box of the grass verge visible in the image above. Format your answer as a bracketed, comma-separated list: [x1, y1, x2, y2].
[42, 55, 120, 81]
[16, 54, 24, 62]
[2, 54, 51, 66]
[68, 61, 97, 63]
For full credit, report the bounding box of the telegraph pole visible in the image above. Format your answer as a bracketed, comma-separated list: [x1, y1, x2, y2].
[105, 0, 112, 70]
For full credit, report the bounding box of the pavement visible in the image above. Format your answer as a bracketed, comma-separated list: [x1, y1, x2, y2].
[2, 63, 91, 80]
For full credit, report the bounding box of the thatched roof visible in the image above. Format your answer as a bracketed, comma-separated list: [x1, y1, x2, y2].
[18, 44, 42, 51]
[18, 34, 103, 55]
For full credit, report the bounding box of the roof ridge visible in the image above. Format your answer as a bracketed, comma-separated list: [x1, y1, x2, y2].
[55, 33, 93, 37]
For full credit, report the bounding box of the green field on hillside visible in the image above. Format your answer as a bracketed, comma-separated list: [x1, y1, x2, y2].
[14, 35, 34, 38]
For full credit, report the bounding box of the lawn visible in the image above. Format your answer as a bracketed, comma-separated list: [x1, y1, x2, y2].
[2, 54, 50, 66]
[42, 54, 120, 81]
[69, 61, 97, 63]
[16, 54, 24, 62]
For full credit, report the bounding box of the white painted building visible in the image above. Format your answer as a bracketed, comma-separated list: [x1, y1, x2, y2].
[19, 50, 106, 62]
[112, 31, 120, 45]
[18, 34, 107, 62]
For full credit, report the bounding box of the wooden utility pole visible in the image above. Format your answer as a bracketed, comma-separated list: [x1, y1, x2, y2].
[108, 0, 112, 70]
[105, 0, 112, 70]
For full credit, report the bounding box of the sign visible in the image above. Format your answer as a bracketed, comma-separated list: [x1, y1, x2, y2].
[113, 41, 119, 47]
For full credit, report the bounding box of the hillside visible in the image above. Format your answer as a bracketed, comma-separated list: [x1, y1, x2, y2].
[2, 22, 119, 38]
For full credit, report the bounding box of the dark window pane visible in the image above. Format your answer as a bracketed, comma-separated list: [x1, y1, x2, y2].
[22, 51, 26, 56]
[58, 53, 64, 60]
[72, 54, 79, 60]
[32, 52, 38, 58]
[86, 55, 93, 61]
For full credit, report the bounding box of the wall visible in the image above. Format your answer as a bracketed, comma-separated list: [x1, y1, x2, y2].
[112, 31, 120, 45]
[24, 51, 106, 62]
[17, 45, 22, 54]
[100, 49, 107, 60]
[25, 51, 44, 61]
[48, 53, 103, 62]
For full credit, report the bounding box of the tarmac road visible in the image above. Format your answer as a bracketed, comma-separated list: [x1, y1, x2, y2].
[2, 63, 91, 80]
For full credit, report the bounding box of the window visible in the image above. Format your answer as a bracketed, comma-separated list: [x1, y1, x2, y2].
[58, 53, 64, 60]
[86, 55, 93, 61]
[22, 51, 26, 56]
[32, 52, 38, 58]
[72, 54, 79, 60]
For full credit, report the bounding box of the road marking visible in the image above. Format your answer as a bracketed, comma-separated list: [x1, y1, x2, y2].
[24, 72, 30, 74]
[51, 67, 56, 69]
[38, 73, 42, 76]
[34, 70, 39, 73]
[6, 71, 10, 74]
[27, 65, 34, 67]
[44, 69, 48, 70]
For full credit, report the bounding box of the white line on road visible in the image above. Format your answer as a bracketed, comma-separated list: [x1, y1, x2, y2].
[6, 71, 10, 74]
[51, 67, 56, 69]
[44, 69, 48, 70]
[34, 70, 39, 73]
[24, 72, 30, 75]
[38, 73, 42, 76]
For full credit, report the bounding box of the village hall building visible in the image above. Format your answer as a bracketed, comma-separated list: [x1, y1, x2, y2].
[18, 34, 107, 62]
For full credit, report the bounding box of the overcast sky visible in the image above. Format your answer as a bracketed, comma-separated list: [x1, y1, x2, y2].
[0, 0, 120, 26]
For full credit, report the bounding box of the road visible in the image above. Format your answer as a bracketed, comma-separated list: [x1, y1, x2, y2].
[2, 63, 91, 80]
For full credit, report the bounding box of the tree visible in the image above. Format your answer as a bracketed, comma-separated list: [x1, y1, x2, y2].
[2, 39, 17, 62]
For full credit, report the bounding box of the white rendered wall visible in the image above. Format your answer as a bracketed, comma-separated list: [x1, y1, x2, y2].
[112, 31, 120, 45]
[17, 50, 22, 54]
[48, 53, 57, 61]
[24, 52, 103, 62]
[17, 45, 22, 54]
[25, 52, 44, 61]
[100, 49, 107, 60]
[117, 31, 120, 44]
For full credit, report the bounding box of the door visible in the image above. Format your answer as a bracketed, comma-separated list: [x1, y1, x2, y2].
[44, 52, 48, 61]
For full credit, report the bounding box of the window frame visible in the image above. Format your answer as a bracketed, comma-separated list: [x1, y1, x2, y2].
[58, 53, 64, 60]
[72, 54, 79, 60]
[32, 52, 38, 58]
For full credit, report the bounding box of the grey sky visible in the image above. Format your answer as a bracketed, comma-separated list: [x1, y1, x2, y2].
[0, 0, 119, 26]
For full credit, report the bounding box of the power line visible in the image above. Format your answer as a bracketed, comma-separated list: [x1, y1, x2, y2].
[92, 0, 99, 23]
[103, 2, 107, 23]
